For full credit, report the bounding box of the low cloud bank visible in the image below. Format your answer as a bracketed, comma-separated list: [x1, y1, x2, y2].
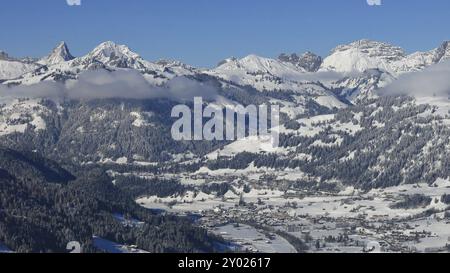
[379, 61, 450, 98]
[0, 70, 219, 101]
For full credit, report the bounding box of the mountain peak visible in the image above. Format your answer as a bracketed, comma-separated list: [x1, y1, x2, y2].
[332, 39, 405, 57]
[321, 39, 406, 73]
[432, 40, 450, 63]
[40, 41, 74, 66]
[73, 41, 150, 70]
[215, 54, 268, 70]
[440, 40, 450, 47]
[93, 41, 122, 52]
[56, 41, 68, 48]
[278, 51, 323, 72]
[222, 54, 290, 74]
[90, 41, 140, 59]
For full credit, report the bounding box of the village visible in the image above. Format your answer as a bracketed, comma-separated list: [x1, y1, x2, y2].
[136, 172, 450, 253]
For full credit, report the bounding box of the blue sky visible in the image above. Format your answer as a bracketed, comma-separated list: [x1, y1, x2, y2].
[1, 0, 450, 67]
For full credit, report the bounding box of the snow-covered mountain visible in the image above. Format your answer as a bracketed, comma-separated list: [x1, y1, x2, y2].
[206, 54, 305, 89]
[70, 41, 156, 71]
[320, 40, 406, 74]
[204, 54, 347, 111]
[4, 41, 195, 86]
[1, 39, 450, 105]
[210, 54, 307, 76]
[38, 41, 74, 66]
[205, 54, 329, 93]
[320, 39, 450, 75]
[3, 39, 449, 84]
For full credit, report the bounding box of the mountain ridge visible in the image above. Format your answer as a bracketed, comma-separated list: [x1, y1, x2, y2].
[1, 39, 450, 107]
[2, 39, 450, 80]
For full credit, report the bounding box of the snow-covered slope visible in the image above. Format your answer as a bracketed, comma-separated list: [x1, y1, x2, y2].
[395, 41, 450, 73]
[207, 55, 318, 91]
[0, 50, 39, 80]
[210, 54, 306, 77]
[0, 59, 38, 80]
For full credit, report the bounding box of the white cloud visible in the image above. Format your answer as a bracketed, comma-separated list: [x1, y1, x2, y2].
[0, 70, 219, 102]
[379, 60, 450, 98]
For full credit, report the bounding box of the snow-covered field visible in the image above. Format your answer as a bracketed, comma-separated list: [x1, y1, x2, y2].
[212, 224, 297, 253]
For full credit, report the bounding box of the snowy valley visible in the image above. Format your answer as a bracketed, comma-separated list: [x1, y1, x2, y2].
[0, 39, 450, 253]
